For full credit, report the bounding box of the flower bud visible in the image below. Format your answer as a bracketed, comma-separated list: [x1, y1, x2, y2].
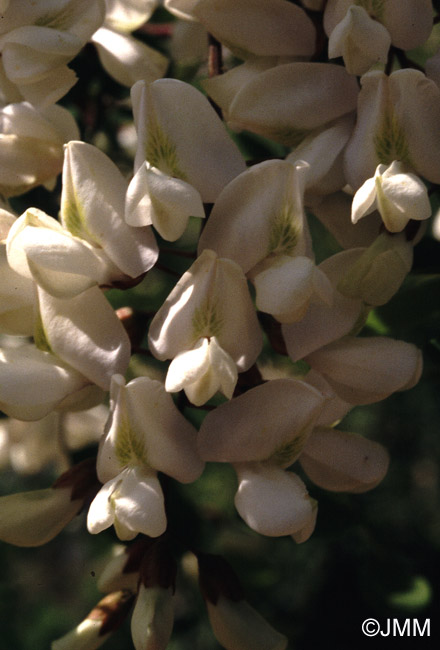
[337, 231, 413, 305]
[198, 554, 287, 650]
[0, 458, 99, 546]
[131, 540, 176, 650]
[131, 586, 174, 650]
[324, 0, 433, 51]
[234, 464, 314, 537]
[97, 545, 140, 594]
[0, 344, 91, 421]
[52, 591, 135, 650]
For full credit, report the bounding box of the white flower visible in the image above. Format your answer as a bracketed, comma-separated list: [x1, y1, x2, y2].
[324, 0, 433, 52]
[328, 5, 390, 75]
[125, 163, 204, 242]
[344, 69, 440, 189]
[198, 378, 325, 536]
[88, 465, 167, 540]
[7, 143, 158, 299]
[198, 160, 310, 273]
[61, 141, 158, 282]
[132, 78, 246, 202]
[0, 0, 106, 104]
[88, 375, 204, 539]
[149, 249, 262, 403]
[351, 161, 431, 233]
[0, 102, 79, 196]
[165, 336, 238, 406]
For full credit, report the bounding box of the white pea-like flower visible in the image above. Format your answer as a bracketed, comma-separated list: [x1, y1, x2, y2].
[328, 5, 391, 75]
[351, 161, 431, 233]
[0, 102, 79, 197]
[344, 69, 440, 189]
[87, 375, 204, 540]
[149, 248, 262, 404]
[7, 142, 159, 299]
[198, 378, 326, 537]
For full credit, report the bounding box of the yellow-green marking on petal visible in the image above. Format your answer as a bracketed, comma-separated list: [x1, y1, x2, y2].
[115, 416, 147, 466]
[267, 200, 301, 257]
[192, 298, 224, 340]
[146, 114, 188, 181]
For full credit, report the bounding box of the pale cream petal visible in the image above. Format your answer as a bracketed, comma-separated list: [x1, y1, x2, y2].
[131, 586, 174, 650]
[198, 379, 325, 465]
[0, 486, 82, 547]
[0, 344, 89, 421]
[227, 62, 359, 145]
[207, 595, 288, 650]
[193, 0, 316, 59]
[301, 427, 389, 492]
[234, 465, 313, 537]
[92, 27, 168, 87]
[38, 286, 131, 390]
[306, 336, 423, 405]
[132, 79, 246, 201]
[125, 164, 204, 241]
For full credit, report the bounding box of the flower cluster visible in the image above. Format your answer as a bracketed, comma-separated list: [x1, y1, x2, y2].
[0, 1, 437, 648]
